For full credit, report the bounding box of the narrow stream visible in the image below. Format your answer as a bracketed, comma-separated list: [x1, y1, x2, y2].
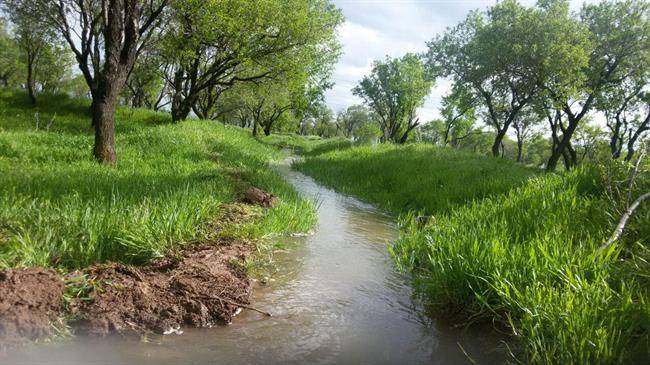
[4, 159, 506, 364]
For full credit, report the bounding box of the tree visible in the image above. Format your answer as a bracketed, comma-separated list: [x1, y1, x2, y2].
[353, 53, 432, 144]
[0, 17, 21, 88]
[598, 70, 649, 160]
[574, 122, 608, 164]
[38, 42, 76, 94]
[335, 105, 372, 138]
[2, 2, 56, 104]
[163, 0, 342, 123]
[237, 78, 297, 137]
[544, 0, 649, 171]
[123, 50, 170, 110]
[428, 0, 590, 159]
[624, 96, 650, 161]
[309, 103, 336, 138]
[6, 0, 170, 164]
[436, 86, 478, 147]
[512, 108, 542, 163]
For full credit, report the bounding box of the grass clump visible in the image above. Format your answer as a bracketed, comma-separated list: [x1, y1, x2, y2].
[297, 142, 649, 363]
[0, 90, 315, 269]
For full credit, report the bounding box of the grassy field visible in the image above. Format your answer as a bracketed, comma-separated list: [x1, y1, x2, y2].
[0, 90, 316, 269]
[297, 144, 649, 364]
[295, 144, 536, 213]
[259, 133, 353, 156]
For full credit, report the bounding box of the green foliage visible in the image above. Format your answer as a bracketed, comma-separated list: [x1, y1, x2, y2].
[427, 0, 591, 158]
[164, 0, 343, 122]
[333, 104, 383, 143]
[353, 53, 433, 144]
[0, 17, 21, 87]
[0, 91, 316, 269]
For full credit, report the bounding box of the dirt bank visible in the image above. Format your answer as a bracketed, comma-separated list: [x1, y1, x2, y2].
[70, 239, 252, 336]
[0, 198, 274, 345]
[0, 269, 65, 347]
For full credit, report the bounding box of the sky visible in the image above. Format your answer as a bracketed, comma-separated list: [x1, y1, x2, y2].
[326, 0, 591, 122]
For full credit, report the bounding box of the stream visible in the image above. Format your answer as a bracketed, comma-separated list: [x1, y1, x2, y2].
[4, 158, 507, 364]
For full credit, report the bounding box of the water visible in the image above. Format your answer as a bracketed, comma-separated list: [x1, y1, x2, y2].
[2, 159, 507, 364]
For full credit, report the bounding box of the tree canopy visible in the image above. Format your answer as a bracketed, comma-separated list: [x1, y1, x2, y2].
[353, 53, 433, 144]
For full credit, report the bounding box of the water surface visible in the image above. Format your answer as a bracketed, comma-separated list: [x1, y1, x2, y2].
[2, 159, 506, 364]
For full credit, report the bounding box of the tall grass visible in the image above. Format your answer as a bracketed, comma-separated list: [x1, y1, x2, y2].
[296, 143, 535, 214]
[297, 143, 649, 363]
[0, 91, 315, 269]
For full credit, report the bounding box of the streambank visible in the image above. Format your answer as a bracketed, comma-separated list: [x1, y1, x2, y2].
[0, 201, 272, 348]
[2, 158, 507, 364]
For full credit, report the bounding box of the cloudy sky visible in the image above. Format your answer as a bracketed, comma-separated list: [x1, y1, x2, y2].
[327, 0, 591, 122]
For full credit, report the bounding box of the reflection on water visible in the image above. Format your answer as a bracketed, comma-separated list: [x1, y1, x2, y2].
[2, 159, 507, 365]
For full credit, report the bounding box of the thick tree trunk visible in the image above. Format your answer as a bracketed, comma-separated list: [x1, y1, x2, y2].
[92, 93, 118, 164]
[398, 121, 419, 144]
[263, 122, 272, 136]
[516, 138, 523, 163]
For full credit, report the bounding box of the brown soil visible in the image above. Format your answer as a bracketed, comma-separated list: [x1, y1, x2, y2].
[70, 239, 253, 336]
[0, 269, 65, 346]
[243, 187, 277, 208]
[0, 204, 261, 344]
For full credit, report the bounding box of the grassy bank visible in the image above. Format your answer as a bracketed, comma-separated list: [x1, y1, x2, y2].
[0, 90, 316, 269]
[295, 144, 535, 213]
[259, 133, 353, 156]
[296, 144, 649, 363]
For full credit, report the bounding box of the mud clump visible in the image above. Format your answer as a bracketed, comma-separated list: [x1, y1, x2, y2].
[0, 269, 64, 346]
[243, 187, 277, 208]
[71, 240, 253, 336]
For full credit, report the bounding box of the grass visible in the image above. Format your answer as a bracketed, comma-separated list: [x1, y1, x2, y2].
[295, 143, 536, 214]
[0, 90, 316, 269]
[296, 143, 649, 364]
[259, 133, 353, 156]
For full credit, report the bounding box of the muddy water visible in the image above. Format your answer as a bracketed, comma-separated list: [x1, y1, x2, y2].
[3, 159, 507, 365]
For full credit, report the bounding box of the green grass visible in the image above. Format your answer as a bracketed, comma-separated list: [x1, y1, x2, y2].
[295, 143, 536, 214]
[296, 143, 649, 364]
[259, 133, 353, 156]
[0, 90, 316, 269]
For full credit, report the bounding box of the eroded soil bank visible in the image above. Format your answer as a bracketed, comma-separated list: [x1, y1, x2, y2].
[0, 198, 272, 348]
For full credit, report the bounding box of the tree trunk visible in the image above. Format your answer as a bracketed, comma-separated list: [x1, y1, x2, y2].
[491, 127, 508, 157]
[516, 137, 523, 163]
[624, 111, 649, 161]
[252, 121, 258, 137]
[26, 55, 36, 105]
[610, 120, 623, 159]
[171, 69, 193, 123]
[547, 114, 580, 172]
[263, 122, 272, 136]
[92, 91, 118, 164]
